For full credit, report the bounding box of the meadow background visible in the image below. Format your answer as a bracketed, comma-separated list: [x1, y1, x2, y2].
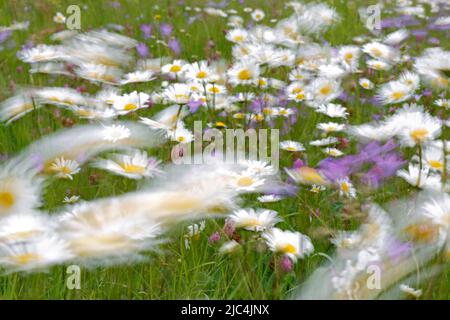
[0, 0, 449, 299]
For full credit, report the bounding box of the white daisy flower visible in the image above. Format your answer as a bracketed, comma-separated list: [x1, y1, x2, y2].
[262, 228, 314, 262]
[366, 59, 392, 71]
[219, 240, 240, 254]
[0, 212, 52, 242]
[257, 194, 283, 203]
[337, 178, 356, 198]
[310, 137, 339, 147]
[383, 29, 409, 46]
[280, 140, 305, 152]
[183, 61, 212, 82]
[362, 42, 400, 63]
[161, 59, 187, 76]
[162, 83, 192, 105]
[112, 91, 150, 114]
[359, 78, 374, 90]
[435, 99, 450, 109]
[229, 208, 281, 232]
[377, 81, 414, 105]
[171, 122, 194, 144]
[184, 221, 206, 249]
[251, 9, 265, 22]
[317, 122, 346, 133]
[63, 195, 80, 204]
[323, 147, 344, 157]
[227, 171, 265, 192]
[227, 61, 260, 86]
[49, 157, 80, 180]
[53, 12, 66, 24]
[120, 70, 155, 85]
[315, 103, 348, 118]
[399, 284, 422, 299]
[397, 163, 442, 190]
[102, 124, 131, 143]
[94, 150, 162, 179]
[0, 236, 74, 272]
[242, 160, 276, 176]
[307, 78, 342, 104]
[226, 28, 249, 43]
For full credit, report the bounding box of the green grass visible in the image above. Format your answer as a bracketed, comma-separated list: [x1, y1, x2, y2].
[0, 0, 449, 299]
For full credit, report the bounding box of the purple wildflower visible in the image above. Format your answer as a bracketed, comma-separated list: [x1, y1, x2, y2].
[160, 23, 173, 37]
[168, 38, 181, 56]
[136, 42, 149, 58]
[280, 255, 294, 272]
[208, 232, 221, 244]
[140, 24, 153, 39]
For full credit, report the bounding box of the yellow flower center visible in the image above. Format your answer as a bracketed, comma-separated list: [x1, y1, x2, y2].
[299, 167, 326, 185]
[76, 109, 93, 117]
[8, 231, 38, 241]
[49, 96, 61, 102]
[254, 114, 264, 122]
[120, 163, 145, 174]
[410, 128, 429, 142]
[12, 253, 40, 265]
[170, 65, 182, 73]
[404, 223, 438, 243]
[371, 47, 382, 57]
[296, 93, 305, 100]
[0, 192, 14, 209]
[178, 136, 185, 142]
[319, 85, 332, 96]
[19, 103, 33, 113]
[428, 160, 443, 170]
[196, 71, 207, 79]
[238, 69, 252, 81]
[436, 77, 449, 87]
[263, 108, 273, 115]
[237, 176, 254, 187]
[243, 218, 260, 227]
[123, 103, 138, 111]
[234, 35, 243, 42]
[391, 91, 405, 100]
[328, 150, 339, 156]
[175, 94, 189, 101]
[61, 166, 72, 175]
[94, 57, 119, 67]
[215, 121, 226, 128]
[258, 79, 266, 86]
[341, 182, 350, 193]
[281, 244, 296, 254]
[209, 86, 220, 94]
[344, 52, 353, 61]
[286, 146, 297, 152]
